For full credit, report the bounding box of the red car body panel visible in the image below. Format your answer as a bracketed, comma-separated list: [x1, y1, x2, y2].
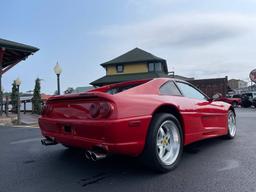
[39, 78, 232, 156]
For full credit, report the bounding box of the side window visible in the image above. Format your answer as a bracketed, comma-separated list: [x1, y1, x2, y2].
[176, 82, 207, 100]
[160, 81, 182, 96]
[148, 62, 163, 72]
[155, 62, 162, 72]
[148, 63, 154, 72]
[116, 64, 124, 73]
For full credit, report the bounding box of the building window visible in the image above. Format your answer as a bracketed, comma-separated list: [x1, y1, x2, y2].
[148, 63, 154, 72]
[155, 62, 162, 72]
[148, 62, 162, 72]
[116, 64, 124, 73]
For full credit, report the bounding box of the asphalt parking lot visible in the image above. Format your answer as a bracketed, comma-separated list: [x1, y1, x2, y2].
[0, 108, 256, 192]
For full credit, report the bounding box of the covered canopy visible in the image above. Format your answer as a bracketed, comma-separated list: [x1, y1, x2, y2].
[0, 38, 39, 74]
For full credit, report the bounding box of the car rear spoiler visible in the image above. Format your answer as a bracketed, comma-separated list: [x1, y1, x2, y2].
[47, 92, 114, 102]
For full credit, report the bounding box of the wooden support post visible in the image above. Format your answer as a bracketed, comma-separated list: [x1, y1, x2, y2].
[5, 96, 9, 117]
[24, 101, 26, 114]
[0, 48, 5, 116]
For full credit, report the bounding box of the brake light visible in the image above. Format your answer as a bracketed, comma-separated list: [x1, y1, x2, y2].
[99, 102, 112, 118]
[89, 102, 113, 118]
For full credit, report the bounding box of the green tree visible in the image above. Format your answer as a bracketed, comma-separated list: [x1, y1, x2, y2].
[10, 81, 18, 113]
[32, 78, 42, 114]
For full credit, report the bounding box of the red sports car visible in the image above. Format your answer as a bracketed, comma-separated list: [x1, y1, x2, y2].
[39, 78, 237, 172]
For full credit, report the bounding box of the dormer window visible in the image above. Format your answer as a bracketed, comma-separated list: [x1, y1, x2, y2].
[116, 64, 124, 73]
[148, 62, 162, 72]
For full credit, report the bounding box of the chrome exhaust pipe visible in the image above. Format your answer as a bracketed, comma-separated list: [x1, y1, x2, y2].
[85, 150, 107, 161]
[41, 138, 57, 146]
[90, 151, 107, 161]
[85, 151, 92, 160]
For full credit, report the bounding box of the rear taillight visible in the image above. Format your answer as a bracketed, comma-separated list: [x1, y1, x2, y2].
[89, 102, 113, 118]
[99, 102, 112, 118]
[89, 103, 100, 118]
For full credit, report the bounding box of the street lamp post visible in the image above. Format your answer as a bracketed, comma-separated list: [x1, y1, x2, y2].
[54, 62, 62, 95]
[15, 78, 21, 125]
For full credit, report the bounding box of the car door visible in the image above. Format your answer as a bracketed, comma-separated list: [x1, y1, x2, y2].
[174, 81, 227, 137]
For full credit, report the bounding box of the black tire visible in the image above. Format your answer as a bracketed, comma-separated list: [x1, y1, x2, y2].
[141, 113, 183, 173]
[225, 110, 236, 139]
[231, 101, 238, 108]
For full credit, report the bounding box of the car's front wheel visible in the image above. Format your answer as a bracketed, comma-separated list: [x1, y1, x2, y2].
[225, 110, 237, 139]
[142, 113, 183, 172]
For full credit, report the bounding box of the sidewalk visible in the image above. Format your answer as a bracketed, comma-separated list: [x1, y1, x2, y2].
[0, 113, 39, 128]
[20, 113, 39, 125]
[0, 114, 16, 126]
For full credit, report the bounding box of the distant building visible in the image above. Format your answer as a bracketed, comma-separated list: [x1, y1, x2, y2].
[3, 93, 51, 112]
[228, 79, 247, 90]
[90, 48, 168, 87]
[189, 77, 228, 98]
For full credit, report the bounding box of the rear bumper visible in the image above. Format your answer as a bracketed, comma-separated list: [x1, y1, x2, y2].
[39, 115, 151, 156]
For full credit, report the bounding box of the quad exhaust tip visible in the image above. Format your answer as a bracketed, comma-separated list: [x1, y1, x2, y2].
[85, 150, 107, 161]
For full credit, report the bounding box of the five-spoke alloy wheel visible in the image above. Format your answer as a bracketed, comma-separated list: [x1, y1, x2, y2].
[157, 120, 181, 166]
[226, 110, 236, 139]
[142, 113, 183, 172]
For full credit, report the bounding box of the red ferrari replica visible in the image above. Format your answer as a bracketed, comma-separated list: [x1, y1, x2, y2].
[39, 78, 237, 172]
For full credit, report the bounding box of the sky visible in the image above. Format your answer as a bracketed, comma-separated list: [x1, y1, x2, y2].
[1, 0, 256, 94]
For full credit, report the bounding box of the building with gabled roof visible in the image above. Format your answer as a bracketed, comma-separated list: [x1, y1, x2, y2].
[91, 48, 168, 86]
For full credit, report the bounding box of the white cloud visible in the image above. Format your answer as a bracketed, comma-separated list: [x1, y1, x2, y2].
[95, 11, 256, 81]
[98, 13, 255, 48]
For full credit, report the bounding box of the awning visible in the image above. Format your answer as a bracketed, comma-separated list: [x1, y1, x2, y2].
[0, 38, 39, 74]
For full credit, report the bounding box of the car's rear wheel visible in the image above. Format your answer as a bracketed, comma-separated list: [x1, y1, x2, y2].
[141, 113, 183, 172]
[225, 110, 236, 139]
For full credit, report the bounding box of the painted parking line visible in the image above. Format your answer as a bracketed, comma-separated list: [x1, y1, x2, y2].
[10, 137, 42, 145]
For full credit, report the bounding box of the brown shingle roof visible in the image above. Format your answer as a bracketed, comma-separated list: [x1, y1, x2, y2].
[101, 48, 166, 66]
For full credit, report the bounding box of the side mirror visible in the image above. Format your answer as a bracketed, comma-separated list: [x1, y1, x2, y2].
[212, 93, 222, 101]
[208, 98, 213, 102]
